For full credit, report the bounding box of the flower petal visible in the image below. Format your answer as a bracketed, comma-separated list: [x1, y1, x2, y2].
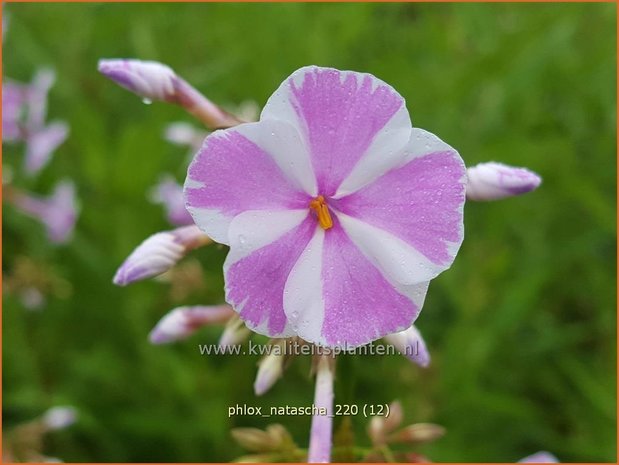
[185, 121, 313, 244]
[224, 209, 317, 337]
[261, 66, 411, 197]
[284, 219, 428, 347]
[334, 131, 466, 270]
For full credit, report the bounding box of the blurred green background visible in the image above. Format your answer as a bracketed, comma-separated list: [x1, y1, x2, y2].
[2, 2, 616, 462]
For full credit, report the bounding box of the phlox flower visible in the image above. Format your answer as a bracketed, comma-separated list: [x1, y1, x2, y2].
[185, 66, 467, 348]
[2, 70, 69, 176]
[11, 180, 79, 244]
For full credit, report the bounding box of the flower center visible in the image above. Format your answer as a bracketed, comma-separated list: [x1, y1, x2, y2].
[309, 195, 333, 230]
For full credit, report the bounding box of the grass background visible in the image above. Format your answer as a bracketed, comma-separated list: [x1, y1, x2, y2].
[2, 2, 616, 462]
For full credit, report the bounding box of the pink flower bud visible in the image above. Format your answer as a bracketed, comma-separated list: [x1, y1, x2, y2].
[466, 162, 541, 201]
[113, 225, 211, 286]
[98, 58, 242, 129]
[384, 325, 430, 368]
[149, 305, 234, 344]
[254, 341, 286, 396]
[149, 174, 194, 226]
[98, 59, 177, 102]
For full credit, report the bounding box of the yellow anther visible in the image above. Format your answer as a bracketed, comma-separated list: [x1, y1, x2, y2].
[309, 195, 333, 230]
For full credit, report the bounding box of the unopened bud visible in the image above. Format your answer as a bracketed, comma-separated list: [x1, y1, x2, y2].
[231, 428, 274, 452]
[218, 315, 251, 348]
[42, 406, 77, 430]
[367, 400, 403, 446]
[254, 341, 286, 396]
[113, 225, 211, 286]
[98, 59, 176, 102]
[149, 305, 234, 344]
[149, 174, 194, 226]
[384, 325, 430, 368]
[388, 423, 445, 444]
[98, 58, 242, 129]
[466, 162, 541, 201]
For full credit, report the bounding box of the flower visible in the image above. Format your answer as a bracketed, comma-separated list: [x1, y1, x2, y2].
[149, 305, 234, 344]
[383, 325, 430, 367]
[98, 58, 242, 129]
[149, 174, 194, 226]
[24, 121, 70, 176]
[466, 162, 541, 201]
[2, 81, 27, 142]
[185, 66, 466, 348]
[518, 452, 559, 463]
[113, 225, 211, 286]
[10, 180, 79, 244]
[2, 69, 68, 175]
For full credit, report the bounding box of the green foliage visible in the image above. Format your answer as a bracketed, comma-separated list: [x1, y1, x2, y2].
[3, 3, 616, 462]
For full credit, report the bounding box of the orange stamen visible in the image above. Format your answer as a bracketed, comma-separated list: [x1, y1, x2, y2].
[309, 195, 333, 230]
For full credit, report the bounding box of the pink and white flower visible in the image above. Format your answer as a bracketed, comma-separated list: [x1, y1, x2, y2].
[2, 81, 27, 142]
[11, 180, 79, 244]
[2, 70, 69, 175]
[185, 66, 466, 348]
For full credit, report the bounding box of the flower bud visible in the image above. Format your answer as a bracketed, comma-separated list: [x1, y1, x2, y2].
[149, 174, 194, 226]
[164, 121, 206, 149]
[367, 400, 403, 446]
[218, 315, 251, 349]
[466, 162, 541, 201]
[41, 406, 77, 430]
[231, 428, 273, 452]
[388, 423, 445, 444]
[98, 58, 242, 129]
[98, 59, 177, 102]
[384, 325, 430, 368]
[113, 225, 211, 286]
[24, 121, 69, 176]
[149, 305, 234, 344]
[254, 341, 286, 396]
[518, 451, 558, 463]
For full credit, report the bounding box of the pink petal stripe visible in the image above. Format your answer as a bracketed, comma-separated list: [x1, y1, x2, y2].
[185, 128, 310, 242]
[225, 215, 317, 336]
[288, 67, 405, 196]
[320, 219, 419, 347]
[334, 151, 465, 266]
